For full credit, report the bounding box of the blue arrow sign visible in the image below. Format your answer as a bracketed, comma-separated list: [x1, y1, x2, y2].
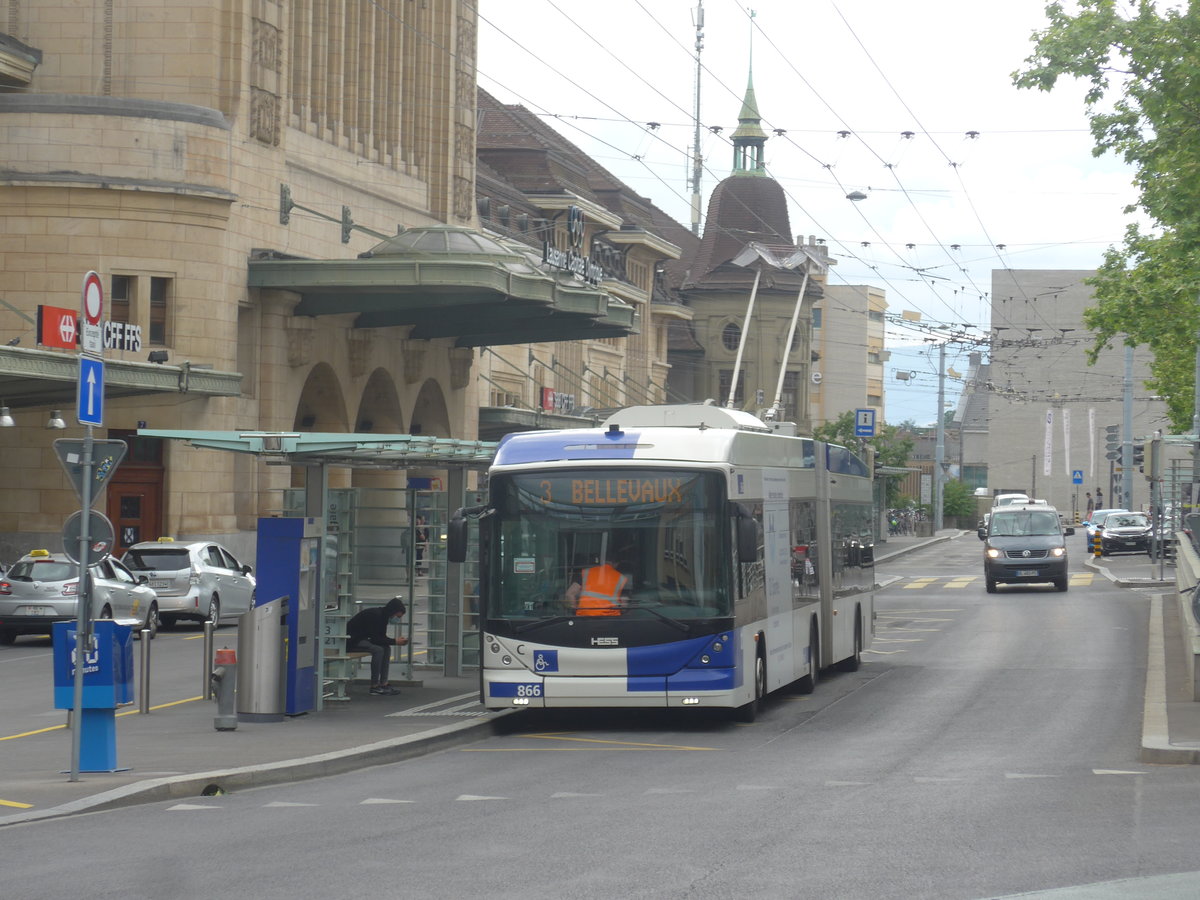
[77, 357, 105, 427]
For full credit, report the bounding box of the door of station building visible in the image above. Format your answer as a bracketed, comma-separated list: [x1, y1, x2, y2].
[105, 431, 164, 557]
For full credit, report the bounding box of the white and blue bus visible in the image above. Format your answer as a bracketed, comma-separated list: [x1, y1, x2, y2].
[448, 404, 875, 721]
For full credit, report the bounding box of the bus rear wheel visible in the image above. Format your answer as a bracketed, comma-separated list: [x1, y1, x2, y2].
[796, 622, 820, 694]
[837, 614, 862, 672]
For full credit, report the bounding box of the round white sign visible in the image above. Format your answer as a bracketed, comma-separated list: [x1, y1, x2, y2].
[82, 271, 104, 326]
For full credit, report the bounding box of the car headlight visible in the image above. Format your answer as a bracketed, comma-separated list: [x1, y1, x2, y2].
[1051, 547, 1065, 557]
[986, 548, 1001, 559]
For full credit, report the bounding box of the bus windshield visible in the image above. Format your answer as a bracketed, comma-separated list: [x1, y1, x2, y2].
[486, 468, 732, 621]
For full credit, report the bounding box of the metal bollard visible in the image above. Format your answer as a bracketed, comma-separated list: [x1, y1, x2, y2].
[139, 628, 152, 714]
[211, 647, 238, 731]
[202, 620, 215, 699]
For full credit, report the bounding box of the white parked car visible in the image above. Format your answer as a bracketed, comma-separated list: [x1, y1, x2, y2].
[0, 549, 159, 644]
[121, 539, 255, 629]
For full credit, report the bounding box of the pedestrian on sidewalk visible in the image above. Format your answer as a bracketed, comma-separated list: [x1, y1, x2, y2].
[347, 596, 408, 695]
[1086, 492, 1094, 518]
[1096, 487, 1104, 509]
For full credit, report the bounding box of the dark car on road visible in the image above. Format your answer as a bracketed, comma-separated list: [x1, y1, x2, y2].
[1098, 512, 1152, 556]
[979, 504, 1074, 593]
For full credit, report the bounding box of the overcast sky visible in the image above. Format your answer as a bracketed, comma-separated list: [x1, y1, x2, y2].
[476, 0, 1139, 425]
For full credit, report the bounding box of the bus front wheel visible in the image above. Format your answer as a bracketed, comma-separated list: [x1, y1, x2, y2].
[735, 648, 765, 723]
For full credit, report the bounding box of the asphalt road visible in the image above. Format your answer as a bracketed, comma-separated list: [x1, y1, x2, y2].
[4, 537, 1199, 900]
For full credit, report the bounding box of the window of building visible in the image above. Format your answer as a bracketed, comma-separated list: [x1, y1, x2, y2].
[962, 465, 988, 491]
[149, 277, 170, 345]
[780, 371, 799, 418]
[867, 350, 881, 365]
[812, 308, 822, 329]
[868, 309, 884, 323]
[721, 322, 741, 351]
[718, 369, 745, 406]
[867, 393, 883, 406]
[110, 275, 134, 324]
[237, 305, 257, 397]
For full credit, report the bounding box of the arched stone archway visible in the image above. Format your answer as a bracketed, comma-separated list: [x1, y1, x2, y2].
[352, 368, 406, 491]
[293, 363, 350, 487]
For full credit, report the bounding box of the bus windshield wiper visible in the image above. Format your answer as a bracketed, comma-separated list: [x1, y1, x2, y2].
[514, 615, 572, 634]
[624, 604, 690, 633]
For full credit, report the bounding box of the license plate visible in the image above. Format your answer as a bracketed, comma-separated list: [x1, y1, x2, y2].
[18, 606, 53, 616]
[1015, 569, 1039, 577]
[150, 580, 170, 589]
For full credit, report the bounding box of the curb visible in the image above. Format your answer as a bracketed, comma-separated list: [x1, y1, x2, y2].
[0, 711, 509, 828]
[1141, 595, 1200, 764]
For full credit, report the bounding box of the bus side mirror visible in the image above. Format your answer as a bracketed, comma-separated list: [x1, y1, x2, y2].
[729, 502, 758, 563]
[447, 513, 468, 563]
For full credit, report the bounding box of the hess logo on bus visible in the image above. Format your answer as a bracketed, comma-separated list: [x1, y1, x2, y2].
[590, 637, 619, 647]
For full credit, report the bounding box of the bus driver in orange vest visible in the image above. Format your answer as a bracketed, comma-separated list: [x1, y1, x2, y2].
[565, 555, 629, 617]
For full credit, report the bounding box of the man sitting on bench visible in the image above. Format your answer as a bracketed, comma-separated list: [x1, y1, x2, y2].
[347, 596, 408, 695]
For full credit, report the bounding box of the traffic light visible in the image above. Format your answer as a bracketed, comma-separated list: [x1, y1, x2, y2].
[1104, 424, 1121, 461]
[1147, 437, 1163, 480]
[1133, 442, 1145, 472]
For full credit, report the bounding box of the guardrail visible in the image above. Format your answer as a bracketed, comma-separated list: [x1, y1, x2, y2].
[1173, 531, 1200, 700]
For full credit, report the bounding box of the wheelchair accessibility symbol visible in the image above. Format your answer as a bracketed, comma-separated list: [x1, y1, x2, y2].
[533, 650, 558, 673]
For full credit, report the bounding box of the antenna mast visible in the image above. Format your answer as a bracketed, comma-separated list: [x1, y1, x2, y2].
[690, 1, 704, 235]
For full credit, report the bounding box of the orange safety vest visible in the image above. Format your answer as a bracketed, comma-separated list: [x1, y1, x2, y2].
[576, 564, 628, 617]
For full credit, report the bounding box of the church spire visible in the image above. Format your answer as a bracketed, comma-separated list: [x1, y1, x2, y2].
[731, 17, 766, 177]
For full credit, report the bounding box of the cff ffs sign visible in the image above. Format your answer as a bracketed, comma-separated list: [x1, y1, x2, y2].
[38, 305, 143, 352]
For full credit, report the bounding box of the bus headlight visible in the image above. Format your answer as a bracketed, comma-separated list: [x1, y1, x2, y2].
[700, 654, 711, 664]
[502, 655, 512, 666]
[712, 642, 723, 653]
[681, 697, 700, 705]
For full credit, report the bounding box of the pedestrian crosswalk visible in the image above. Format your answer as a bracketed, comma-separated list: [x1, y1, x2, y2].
[895, 572, 1094, 588]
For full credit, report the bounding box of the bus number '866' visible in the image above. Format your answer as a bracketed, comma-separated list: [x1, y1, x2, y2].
[517, 684, 542, 697]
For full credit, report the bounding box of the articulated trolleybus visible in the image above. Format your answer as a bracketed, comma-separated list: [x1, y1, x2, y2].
[448, 404, 875, 721]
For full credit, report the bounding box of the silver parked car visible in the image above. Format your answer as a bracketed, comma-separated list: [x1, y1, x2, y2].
[121, 539, 255, 628]
[0, 549, 159, 644]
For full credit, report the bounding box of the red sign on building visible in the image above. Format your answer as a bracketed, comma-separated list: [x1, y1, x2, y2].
[37, 305, 79, 350]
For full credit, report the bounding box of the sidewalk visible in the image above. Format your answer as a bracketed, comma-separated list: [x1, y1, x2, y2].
[0, 667, 506, 827]
[2, 529, 1196, 828]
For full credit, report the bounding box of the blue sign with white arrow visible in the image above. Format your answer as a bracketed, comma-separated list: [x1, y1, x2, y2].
[77, 356, 105, 427]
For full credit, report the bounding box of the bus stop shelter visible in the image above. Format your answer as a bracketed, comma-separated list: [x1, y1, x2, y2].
[138, 429, 497, 681]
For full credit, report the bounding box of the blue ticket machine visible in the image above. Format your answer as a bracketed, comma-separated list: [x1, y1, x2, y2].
[52, 619, 134, 772]
[257, 517, 322, 716]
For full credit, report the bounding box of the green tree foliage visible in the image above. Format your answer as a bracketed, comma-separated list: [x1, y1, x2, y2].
[813, 411, 914, 504]
[1014, 1, 1200, 432]
[942, 479, 977, 518]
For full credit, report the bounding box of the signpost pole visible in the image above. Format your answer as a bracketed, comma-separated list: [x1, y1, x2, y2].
[68, 426, 95, 782]
[69, 271, 104, 783]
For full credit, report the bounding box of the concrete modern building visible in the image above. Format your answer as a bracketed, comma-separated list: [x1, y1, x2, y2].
[809, 284, 887, 430]
[976, 269, 1170, 521]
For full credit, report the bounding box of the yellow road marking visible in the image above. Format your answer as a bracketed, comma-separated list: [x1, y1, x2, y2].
[0, 799, 34, 809]
[1, 696, 204, 741]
